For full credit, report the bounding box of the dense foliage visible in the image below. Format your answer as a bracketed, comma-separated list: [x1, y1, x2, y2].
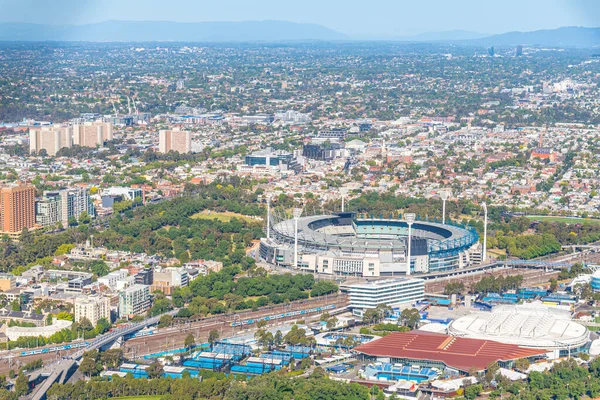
[43, 370, 369, 400]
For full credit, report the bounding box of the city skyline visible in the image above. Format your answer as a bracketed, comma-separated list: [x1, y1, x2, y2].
[1, 0, 599, 38]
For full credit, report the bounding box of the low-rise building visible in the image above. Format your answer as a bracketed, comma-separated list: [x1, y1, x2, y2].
[0, 273, 16, 291]
[343, 278, 425, 317]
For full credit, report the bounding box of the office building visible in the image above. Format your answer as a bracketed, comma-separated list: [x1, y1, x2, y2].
[101, 187, 144, 209]
[75, 296, 111, 326]
[516, 45, 523, 57]
[36, 188, 95, 227]
[314, 128, 347, 143]
[151, 267, 189, 295]
[240, 148, 301, 174]
[274, 110, 310, 124]
[0, 273, 16, 291]
[0, 184, 36, 236]
[343, 278, 425, 317]
[488, 46, 495, 57]
[29, 126, 72, 156]
[135, 268, 154, 286]
[159, 128, 192, 154]
[302, 143, 342, 161]
[119, 284, 150, 318]
[97, 269, 129, 291]
[72, 121, 113, 147]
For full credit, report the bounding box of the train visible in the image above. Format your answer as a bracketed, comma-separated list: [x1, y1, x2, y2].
[124, 329, 154, 340]
[19, 341, 90, 357]
[231, 304, 336, 327]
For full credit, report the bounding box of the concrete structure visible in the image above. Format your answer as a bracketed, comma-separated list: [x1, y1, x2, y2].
[260, 212, 480, 276]
[29, 126, 72, 155]
[240, 148, 301, 175]
[344, 278, 425, 316]
[36, 188, 95, 227]
[97, 269, 129, 291]
[118, 284, 150, 318]
[74, 296, 111, 326]
[72, 121, 113, 147]
[5, 318, 72, 341]
[0, 183, 36, 236]
[151, 267, 189, 295]
[448, 304, 589, 358]
[0, 273, 16, 291]
[102, 187, 143, 203]
[159, 128, 192, 154]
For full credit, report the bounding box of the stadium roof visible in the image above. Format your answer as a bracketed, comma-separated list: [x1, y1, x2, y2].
[448, 304, 589, 350]
[353, 331, 546, 372]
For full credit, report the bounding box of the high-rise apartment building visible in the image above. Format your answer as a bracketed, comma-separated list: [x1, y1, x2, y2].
[159, 128, 191, 154]
[0, 184, 36, 236]
[29, 126, 72, 156]
[36, 188, 95, 227]
[72, 121, 113, 148]
[119, 284, 150, 318]
[74, 296, 111, 326]
[29, 121, 113, 155]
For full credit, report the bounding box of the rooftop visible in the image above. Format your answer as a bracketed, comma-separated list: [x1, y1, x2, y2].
[353, 331, 546, 372]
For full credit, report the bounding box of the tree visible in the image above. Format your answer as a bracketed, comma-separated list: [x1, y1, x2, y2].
[549, 278, 558, 292]
[464, 384, 483, 400]
[146, 360, 164, 379]
[56, 311, 73, 321]
[400, 308, 421, 329]
[96, 317, 111, 334]
[326, 316, 338, 330]
[208, 329, 220, 345]
[15, 372, 29, 396]
[78, 211, 91, 224]
[184, 333, 196, 350]
[158, 314, 174, 328]
[11, 299, 20, 312]
[514, 358, 530, 371]
[79, 356, 99, 378]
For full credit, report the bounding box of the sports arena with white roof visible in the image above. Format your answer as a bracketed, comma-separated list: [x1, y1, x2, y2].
[448, 304, 589, 358]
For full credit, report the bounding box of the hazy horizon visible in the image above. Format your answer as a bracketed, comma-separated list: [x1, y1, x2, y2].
[1, 0, 599, 37]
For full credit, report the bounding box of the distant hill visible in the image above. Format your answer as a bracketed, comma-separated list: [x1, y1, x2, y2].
[402, 30, 490, 42]
[466, 26, 600, 47]
[0, 20, 348, 42]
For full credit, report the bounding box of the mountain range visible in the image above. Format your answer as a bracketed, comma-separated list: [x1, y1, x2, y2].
[0, 20, 598, 47]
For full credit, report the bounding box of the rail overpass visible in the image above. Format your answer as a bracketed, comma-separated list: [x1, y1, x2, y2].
[25, 310, 178, 400]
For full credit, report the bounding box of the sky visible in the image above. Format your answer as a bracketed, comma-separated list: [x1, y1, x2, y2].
[1, 0, 599, 37]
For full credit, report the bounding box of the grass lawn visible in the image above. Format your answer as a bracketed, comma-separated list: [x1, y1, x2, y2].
[190, 210, 261, 223]
[525, 215, 600, 225]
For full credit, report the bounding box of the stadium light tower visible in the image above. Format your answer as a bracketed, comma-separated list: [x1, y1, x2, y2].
[440, 189, 451, 225]
[266, 193, 272, 240]
[405, 213, 416, 276]
[293, 207, 303, 268]
[482, 202, 488, 263]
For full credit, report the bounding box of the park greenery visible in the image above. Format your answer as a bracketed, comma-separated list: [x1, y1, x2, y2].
[41, 369, 370, 400]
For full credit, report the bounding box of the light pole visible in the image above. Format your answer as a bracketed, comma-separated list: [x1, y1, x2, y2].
[266, 193, 272, 240]
[293, 207, 303, 269]
[440, 189, 451, 225]
[482, 202, 488, 263]
[405, 213, 416, 276]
